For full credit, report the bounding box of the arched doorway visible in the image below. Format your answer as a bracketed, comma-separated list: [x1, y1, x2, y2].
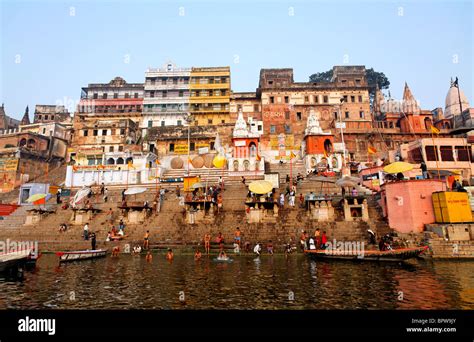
[424, 117, 433, 131]
[324, 139, 333, 154]
[116, 158, 124, 165]
[106, 158, 115, 165]
[249, 142, 257, 158]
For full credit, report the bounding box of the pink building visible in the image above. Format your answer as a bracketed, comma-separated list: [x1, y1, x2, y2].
[379, 179, 447, 234]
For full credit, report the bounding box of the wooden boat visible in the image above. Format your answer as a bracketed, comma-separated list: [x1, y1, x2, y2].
[0, 249, 32, 273]
[304, 246, 428, 262]
[56, 249, 107, 263]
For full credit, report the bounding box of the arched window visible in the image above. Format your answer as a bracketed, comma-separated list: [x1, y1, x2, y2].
[116, 158, 124, 165]
[27, 139, 36, 149]
[19, 138, 27, 147]
[424, 117, 433, 131]
[243, 160, 250, 171]
[323, 139, 333, 154]
[233, 160, 239, 172]
[106, 158, 115, 165]
[249, 142, 257, 158]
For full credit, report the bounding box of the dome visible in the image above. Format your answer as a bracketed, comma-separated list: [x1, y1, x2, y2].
[445, 84, 470, 118]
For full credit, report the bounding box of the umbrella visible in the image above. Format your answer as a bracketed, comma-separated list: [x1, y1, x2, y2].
[248, 180, 273, 195]
[213, 155, 227, 168]
[191, 182, 206, 189]
[71, 187, 91, 206]
[336, 177, 359, 188]
[26, 193, 47, 203]
[383, 162, 414, 174]
[124, 187, 147, 195]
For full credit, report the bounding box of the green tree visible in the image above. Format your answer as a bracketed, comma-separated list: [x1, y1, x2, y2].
[309, 68, 390, 92]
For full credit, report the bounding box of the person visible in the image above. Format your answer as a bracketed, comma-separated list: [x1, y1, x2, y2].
[299, 193, 304, 208]
[166, 248, 174, 261]
[146, 251, 153, 262]
[279, 193, 285, 207]
[143, 230, 150, 249]
[299, 230, 307, 251]
[244, 241, 251, 253]
[253, 243, 261, 256]
[106, 231, 112, 242]
[367, 229, 376, 245]
[289, 189, 296, 207]
[204, 233, 211, 255]
[234, 227, 241, 246]
[83, 223, 89, 240]
[217, 194, 223, 213]
[286, 174, 290, 184]
[103, 187, 108, 202]
[285, 243, 293, 255]
[90, 232, 97, 250]
[241, 176, 246, 185]
[351, 187, 358, 197]
[112, 246, 120, 257]
[100, 183, 105, 195]
[218, 250, 228, 260]
[279, 159, 284, 165]
[420, 161, 428, 179]
[321, 231, 328, 249]
[216, 232, 224, 251]
[267, 240, 274, 255]
[314, 228, 321, 248]
[194, 249, 202, 261]
[111, 225, 117, 237]
[396, 172, 404, 181]
[176, 185, 181, 198]
[118, 219, 125, 232]
[341, 187, 346, 198]
[308, 237, 316, 250]
[121, 189, 126, 202]
[218, 176, 224, 190]
[56, 189, 61, 204]
[59, 223, 67, 233]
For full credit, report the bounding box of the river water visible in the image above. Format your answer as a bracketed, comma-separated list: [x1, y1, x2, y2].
[1, 254, 473, 310]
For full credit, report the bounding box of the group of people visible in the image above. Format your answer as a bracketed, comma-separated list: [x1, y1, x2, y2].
[299, 229, 328, 251]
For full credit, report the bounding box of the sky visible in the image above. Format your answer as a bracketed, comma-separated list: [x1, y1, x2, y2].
[1, 0, 472, 119]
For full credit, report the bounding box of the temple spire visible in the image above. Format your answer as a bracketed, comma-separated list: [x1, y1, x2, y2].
[21, 106, 30, 125]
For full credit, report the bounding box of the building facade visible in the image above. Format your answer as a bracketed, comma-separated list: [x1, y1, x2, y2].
[33, 105, 70, 124]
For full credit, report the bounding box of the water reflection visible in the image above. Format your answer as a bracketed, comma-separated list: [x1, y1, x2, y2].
[0, 255, 473, 309]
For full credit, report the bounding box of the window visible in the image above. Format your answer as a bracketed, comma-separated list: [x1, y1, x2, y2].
[284, 96, 289, 103]
[304, 96, 309, 103]
[162, 78, 167, 85]
[102, 129, 107, 136]
[440, 146, 454, 161]
[109, 146, 114, 152]
[221, 120, 225, 124]
[284, 124, 291, 133]
[345, 111, 350, 119]
[237, 105, 242, 111]
[343, 95, 348, 103]
[334, 112, 338, 120]
[355, 79, 361, 85]
[124, 93, 130, 98]
[102, 93, 108, 99]
[93, 93, 98, 99]
[169, 143, 175, 152]
[351, 96, 355, 103]
[173, 78, 178, 85]
[323, 96, 328, 103]
[358, 95, 363, 102]
[38, 115, 42, 120]
[114, 93, 118, 99]
[210, 142, 215, 150]
[425, 146, 439, 161]
[268, 81, 273, 85]
[177, 120, 182, 126]
[269, 96, 274, 104]
[161, 121, 165, 127]
[45, 115, 49, 121]
[118, 146, 124, 152]
[315, 95, 319, 103]
[83, 130, 88, 136]
[297, 112, 302, 121]
[254, 104, 259, 112]
[93, 129, 98, 136]
[455, 146, 471, 161]
[134, 93, 139, 98]
[190, 142, 195, 151]
[359, 111, 364, 119]
[150, 91, 155, 98]
[270, 125, 276, 134]
[221, 77, 226, 83]
[148, 120, 153, 128]
[208, 119, 213, 124]
[285, 112, 290, 120]
[120, 128, 125, 135]
[162, 91, 167, 98]
[179, 91, 184, 97]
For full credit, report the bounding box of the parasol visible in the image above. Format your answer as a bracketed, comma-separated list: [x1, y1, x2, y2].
[383, 162, 414, 174]
[248, 180, 273, 195]
[124, 187, 147, 195]
[26, 193, 48, 203]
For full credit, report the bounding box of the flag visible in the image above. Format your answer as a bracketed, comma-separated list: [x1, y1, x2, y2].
[290, 151, 296, 159]
[155, 160, 161, 165]
[368, 145, 377, 154]
[127, 161, 135, 169]
[430, 125, 440, 135]
[255, 154, 261, 161]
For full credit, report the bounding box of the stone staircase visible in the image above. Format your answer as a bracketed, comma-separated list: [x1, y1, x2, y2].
[266, 159, 306, 185]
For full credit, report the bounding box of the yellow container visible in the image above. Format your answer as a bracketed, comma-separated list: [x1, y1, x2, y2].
[432, 191, 473, 223]
[183, 176, 200, 192]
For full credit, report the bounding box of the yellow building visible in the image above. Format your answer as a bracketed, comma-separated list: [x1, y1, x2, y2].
[189, 67, 231, 126]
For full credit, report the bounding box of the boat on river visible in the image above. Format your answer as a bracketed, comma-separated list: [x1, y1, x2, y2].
[304, 246, 428, 262]
[56, 249, 107, 263]
[0, 249, 32, 273]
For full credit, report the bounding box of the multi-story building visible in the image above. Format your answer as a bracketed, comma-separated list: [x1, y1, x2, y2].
[189, 66, 231, 126]
[33, 105, 70, 124]
[142, 62, 191, 132]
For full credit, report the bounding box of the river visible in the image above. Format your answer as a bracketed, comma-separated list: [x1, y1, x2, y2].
[1, 254, 473, 310]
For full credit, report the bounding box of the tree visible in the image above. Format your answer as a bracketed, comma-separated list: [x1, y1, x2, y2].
[309, 68, 390, 93]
